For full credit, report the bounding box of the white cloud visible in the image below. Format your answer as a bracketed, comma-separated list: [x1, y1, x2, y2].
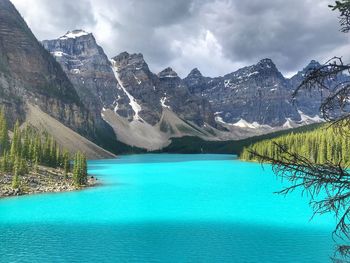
[169, 30, 241, 77]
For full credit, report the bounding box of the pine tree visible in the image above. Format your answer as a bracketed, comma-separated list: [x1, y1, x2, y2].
[10, 121, 21, 159]
[72, 152, 88, 186]
[12, 156, 20, 189]
[0, 151, 9, 172]
[21, 127, 30, 160]
[81, 154, 88, 185]
[72, 152, 80, 186]
[63, 151, 70, 179]
[240, 125, 350, 166]
[56, 147, 61, 168]
[0, 117, 84, 186]
[0, 107, 9, 153]
[12, 173, 20, 189]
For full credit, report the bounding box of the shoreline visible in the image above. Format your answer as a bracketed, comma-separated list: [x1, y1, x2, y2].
[0, 166, 99, 198]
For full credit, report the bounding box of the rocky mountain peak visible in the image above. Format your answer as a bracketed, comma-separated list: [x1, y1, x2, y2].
[304, 60, 321, 71]
[158, 67, 179, 79]
[112, 52, 149, 72]
[42, 30, 134, 127]
[184, 68, 207, 94]
[113, 51, 130, 61]
[308, 59, 321, 66]
[187, 68, 203, 78]
[290, 60, 321, 82]
[257, 58, 277, 70]
[224, 58, 281, 82]
[42, 29, 101, 61]
[112, 52, 144, 61]
[0, 0, 107, 142]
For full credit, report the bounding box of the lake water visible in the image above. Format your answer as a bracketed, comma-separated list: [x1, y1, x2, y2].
[0, 154, 335, 262]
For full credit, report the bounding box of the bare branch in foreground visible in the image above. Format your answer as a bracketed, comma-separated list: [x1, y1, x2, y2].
[249, 143, 350, 259]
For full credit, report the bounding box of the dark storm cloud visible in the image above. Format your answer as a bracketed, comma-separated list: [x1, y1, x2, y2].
[203, 0, 348, 73]
[11, 0, 350, 77]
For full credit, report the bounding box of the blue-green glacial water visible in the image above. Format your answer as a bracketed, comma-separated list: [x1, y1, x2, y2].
[0, 154, 335, 262]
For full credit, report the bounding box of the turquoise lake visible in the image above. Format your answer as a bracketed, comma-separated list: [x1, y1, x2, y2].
[0, 154, 335, 262]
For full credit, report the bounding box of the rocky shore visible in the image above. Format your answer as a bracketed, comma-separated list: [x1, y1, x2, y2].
[0, 166, 98, 198]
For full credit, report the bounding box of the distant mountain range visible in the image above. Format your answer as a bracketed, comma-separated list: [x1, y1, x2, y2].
[0, 0, 338, 153]
[42, 29, 331, 150]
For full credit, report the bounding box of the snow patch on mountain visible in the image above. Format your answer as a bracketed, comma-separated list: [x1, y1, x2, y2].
[215, 116, 226, 124]
[161, 75, 177, 78]
[233, 119, 271, 129]
[160, 97, 170, 109]
[60, 30, 90, 40]
[215, 116, 272, 129]
[245, 71, 259, 78]
[111, 60, 143, 122]
[51, 51, 66, 57]
[283, 118, 298, 129]
[298, 110, 324, 123]
[71, 69, 80, 74]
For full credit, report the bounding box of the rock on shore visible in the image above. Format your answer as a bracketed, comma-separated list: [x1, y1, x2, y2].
[0, 166, 97, 198]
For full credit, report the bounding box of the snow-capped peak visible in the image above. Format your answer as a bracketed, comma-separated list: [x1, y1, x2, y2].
[60, 30, 90, 40]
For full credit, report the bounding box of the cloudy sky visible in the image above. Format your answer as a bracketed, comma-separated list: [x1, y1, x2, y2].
[11, 0, 350, 77]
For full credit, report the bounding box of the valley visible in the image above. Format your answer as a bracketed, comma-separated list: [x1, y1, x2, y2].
[0, 0, 349, 262]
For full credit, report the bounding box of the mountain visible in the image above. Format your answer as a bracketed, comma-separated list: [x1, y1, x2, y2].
[42, 29, 329, 150]
[106, 52, 221, 149]
[288, 60, 327, 118]
[185, 59, 303, 127]
[0, 0, 82, 127]
[42, 30, 133, 124]
[43, 32, 217, 128]
[110, 52, 216, 127]
[0, 0, 115, 158]
[0, 0, 333, 155]
[43, 34, 220, 150]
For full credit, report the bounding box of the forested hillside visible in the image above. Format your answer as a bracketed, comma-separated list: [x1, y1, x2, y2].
[0, 108, 89, 196]
[158, 124, 322, 154]
[240, 125, 350, 165]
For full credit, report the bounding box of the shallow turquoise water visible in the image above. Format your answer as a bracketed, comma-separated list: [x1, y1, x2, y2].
[0, 154, 335, 262]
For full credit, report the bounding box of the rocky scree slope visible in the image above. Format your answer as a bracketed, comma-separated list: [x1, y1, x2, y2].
[0, 1, 117, 156]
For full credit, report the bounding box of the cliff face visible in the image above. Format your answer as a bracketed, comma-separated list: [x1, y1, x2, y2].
[40, 25, 347, 150]
[184, 59, 302, 127]
[43, 28, 332, 150]
[43, 33, 218, 129]
[288, 60, 326, 117]
[42, 31, 133, 125]
[111, 52, 216, 127]
[110, 52, 162, 125]
[0, 0, 124, 154]
[0, 0, 94, 136]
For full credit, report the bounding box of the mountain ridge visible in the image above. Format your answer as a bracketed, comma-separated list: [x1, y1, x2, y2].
[41, 28, 329, 150]
[0, 1, 122, 156]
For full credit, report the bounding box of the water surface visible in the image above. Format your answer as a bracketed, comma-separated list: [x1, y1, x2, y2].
[0, 154, 335, 262]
